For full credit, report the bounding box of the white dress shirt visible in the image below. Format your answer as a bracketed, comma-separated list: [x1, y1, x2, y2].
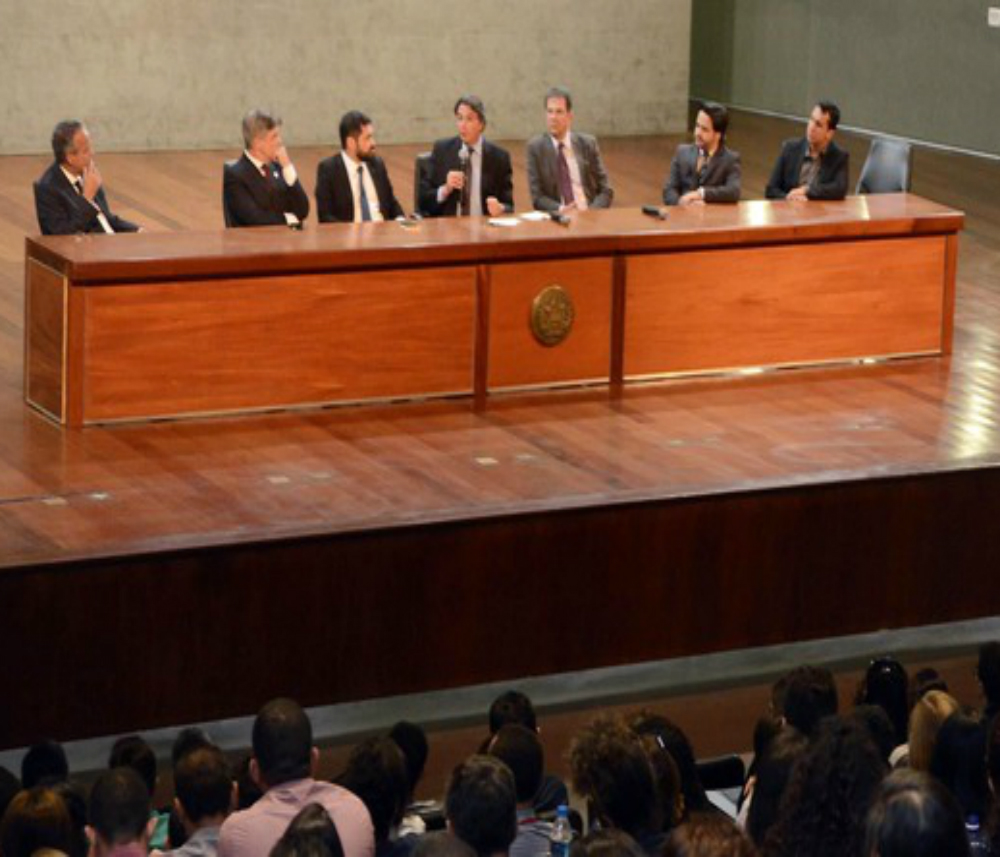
[341, 151, 384, 222]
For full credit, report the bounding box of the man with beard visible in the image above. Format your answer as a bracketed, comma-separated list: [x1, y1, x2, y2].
[316, 111, 404, 223]
[765, 101, 849, 201]
[662, 102, 741, 206]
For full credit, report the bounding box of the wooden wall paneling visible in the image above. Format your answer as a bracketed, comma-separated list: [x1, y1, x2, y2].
[23, 260, 67, 422]
[942, 233, 959, 355]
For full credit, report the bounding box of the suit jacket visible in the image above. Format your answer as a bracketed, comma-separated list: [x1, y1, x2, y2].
[34, 161, 139, 235]
[418, 136, 513, 217]
[223, 153, 310, 227]
[525, 132, 613, 212]
[765, 138, 849, 200]
[315, 153, 404, 223]
[663, 144, 741, 206]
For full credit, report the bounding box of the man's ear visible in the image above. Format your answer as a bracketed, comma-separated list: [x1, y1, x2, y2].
[309, 746, 321, 778]
[229, 781, 238, 813]
[145, 815, 157, 844]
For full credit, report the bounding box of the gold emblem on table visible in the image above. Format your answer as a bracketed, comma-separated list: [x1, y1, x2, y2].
[530, 285, 575, 347]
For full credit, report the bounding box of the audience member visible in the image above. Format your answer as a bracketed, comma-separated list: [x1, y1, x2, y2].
[21, 741, 69, 789]
[761, 717, 886, 857]
[635, 732, 683, 833]
[444, 756, 517, 857]
[217, 698, 374, 857]
[910, 668, 949, 706]
[977, 642, 1000, 727]
[628, 711, 709, 819]
[663, 813, 758, 857]
[109, 735, 169, 850]
[268, 804, 345, 857]
[848, 705, 897, 764]
[929, 713, 989, 825]
[780, 666, 838, 740]
[88, 767, 153, 857]
[487, 725, 550, 857]
[856, 657, 910, 751]
[49, 780, 89, 857]
[155, 746, 233, 857]
[568, 830, 645, 857]
[0, 786, 74, 857]
[864, 770, 970, 857]
[569, 715, 664, 855]
[167, 729, 217, 850]
[387, 722, 430, 839]
[336, 737, 412, 857]
[745, 730, 808, 849]
[908, 690, 961, 772]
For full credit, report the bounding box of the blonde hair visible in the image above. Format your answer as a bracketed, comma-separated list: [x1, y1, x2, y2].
[908, 690, 960, 771]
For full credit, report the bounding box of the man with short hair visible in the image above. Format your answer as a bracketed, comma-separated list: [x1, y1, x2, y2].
[445, 756, 517, 857]
[217, 698, 373, 857]
[525, 87, 613, 214]
[34, 121, 140, 235]
[223, 110, 310, 227]
[316, 111, 404, 224]
[663, 102, 741, 206]
[765, 101, 849, 201]
[87, 767, 153, 857]
[154, 747, 233, 857]
[487, 726, 549, 857]
[419, 96, 513, 218]
[781, 665, 839, 738]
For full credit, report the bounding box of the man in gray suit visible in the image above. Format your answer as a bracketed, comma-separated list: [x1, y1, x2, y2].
[526, 87, 613, 214]
[663, 102, 741, 206]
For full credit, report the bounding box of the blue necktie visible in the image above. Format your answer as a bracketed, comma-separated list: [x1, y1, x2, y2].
[358, 165, 372, 222]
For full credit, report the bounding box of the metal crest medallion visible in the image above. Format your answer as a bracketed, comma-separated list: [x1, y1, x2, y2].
[530, 285, 575, 347]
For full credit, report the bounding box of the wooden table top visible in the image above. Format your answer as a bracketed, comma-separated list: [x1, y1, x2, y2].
[25, 193, 964, 284]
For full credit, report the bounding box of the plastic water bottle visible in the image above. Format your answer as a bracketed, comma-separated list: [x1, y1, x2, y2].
[966, 815, 989, 855]
[550, 805, 572, 857]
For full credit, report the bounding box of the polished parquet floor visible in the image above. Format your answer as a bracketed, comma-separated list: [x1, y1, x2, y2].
[0, 112, 998, 567]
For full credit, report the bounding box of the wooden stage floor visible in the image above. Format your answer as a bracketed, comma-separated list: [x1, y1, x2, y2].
[2, 113, 999, 746]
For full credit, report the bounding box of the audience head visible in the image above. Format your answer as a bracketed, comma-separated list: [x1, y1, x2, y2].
[444, 756, 517, 857]
[174, 746, 233, 830]
[242, 109, 283, 159]
[635, 732, 683, 832]
[568, 829, 646, 857]
[762, 717, 886, 857]
[108, 735, 157, 798]
[910, 668, 948, 705]
[268, 803, 345, 857]
[570, 715, 658, 838]
[849, 705, 897, 764]
[488, 691, 538, 735]
[929, 713, 989, 821]
[695, 102, 729, 150]
[858, 657, 910, 748]
[864, 769, 969, 857]
[338, 110, 377, 161]
[171, 727, 214, 768]
[22, 741, 70, 789]
[977, 642, 1000, 711]
[0, 786, 74, 857]
[453, 96, 486, 145]
[252, 698, 315, 789]
[628, 711, 707, 817]
[87, 767, 152, 855]
[388, 720, 429, 802]
[745, 728, 808, 848]
[48, 780, 89, 857]
[909, 690, 961, 772]
[663, 813, 757, 857]
[487, 724, 544, 806]
[782, 665, 838, 738]
[336, 736, 409, 844]
[412, 832, 477, 857]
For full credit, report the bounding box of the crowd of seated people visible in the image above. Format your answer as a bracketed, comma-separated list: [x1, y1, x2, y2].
[4, 642, 1000, 857]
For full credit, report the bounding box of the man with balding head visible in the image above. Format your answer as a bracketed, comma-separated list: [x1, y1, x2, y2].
[217, 698, 373, 857]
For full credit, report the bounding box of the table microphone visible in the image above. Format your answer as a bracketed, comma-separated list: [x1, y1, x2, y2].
[549, 211, 571, 226]
[641, 205, 667, 220]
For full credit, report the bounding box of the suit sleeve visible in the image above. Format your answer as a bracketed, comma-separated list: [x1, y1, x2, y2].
[224, 167, 286, 226]
[663, 153, 684, 206]
[526, 141, 560, 213]
[586, 138, 613, 209]
[315, 160, 339, 223]
[807, 150, 849, 201]
[419, 143, 447, 217]
[98, 189, 139, 232]
[285, 176, 310, 222]
[765, 148, 790, 199]
[378, 163, 405, 220]
[704, 153, 741, 203]
[34, 180, 102, 235]
[493, 148, 514, 213]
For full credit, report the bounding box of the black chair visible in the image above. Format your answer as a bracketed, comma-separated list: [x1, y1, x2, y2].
[413, 152, 433, 216]
[222, 160, 238, 227]
[695, 753, 746, 792]
[855, 138, 913, 195]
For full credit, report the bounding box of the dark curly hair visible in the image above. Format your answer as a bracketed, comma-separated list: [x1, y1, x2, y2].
[761, 717, 886, 857]
[627, 711, 708, 817]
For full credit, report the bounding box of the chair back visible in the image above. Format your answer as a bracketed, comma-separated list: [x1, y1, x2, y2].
[855, 138, 913, 194]
[695, 753, 746, 792]
[413, 152, 433, 215]
[222, 160, 238, 227]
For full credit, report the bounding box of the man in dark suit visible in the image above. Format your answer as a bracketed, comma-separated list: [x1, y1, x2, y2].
[223, 109, 310, 228]
[34, 120, 140, 235]
[418, 95, 513, 218]
[316, 111, 404, 223]
[663, 102, 741, 206]
[765, 101, 849, 201]
[525, 86, 613, 214]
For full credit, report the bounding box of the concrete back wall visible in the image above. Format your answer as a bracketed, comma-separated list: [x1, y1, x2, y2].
[691, 0, 1000, 156]
[4, 0, 691, 155]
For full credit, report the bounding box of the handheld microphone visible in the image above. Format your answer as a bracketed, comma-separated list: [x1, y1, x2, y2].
[458, 147, 471, 211]
[641, 205, 667, 220]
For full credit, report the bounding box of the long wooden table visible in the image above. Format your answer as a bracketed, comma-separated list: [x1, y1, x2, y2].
[24, 194, 963, 426]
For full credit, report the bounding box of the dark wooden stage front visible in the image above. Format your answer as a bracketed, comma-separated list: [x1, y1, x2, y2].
[2, 113, 999, 750]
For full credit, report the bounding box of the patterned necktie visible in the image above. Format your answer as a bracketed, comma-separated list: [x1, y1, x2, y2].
[557, 142, 575, 205]
[358, 165, 372, 221]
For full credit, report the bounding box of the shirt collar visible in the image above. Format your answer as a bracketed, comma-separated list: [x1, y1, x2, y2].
[60, 165, 82, 186]
[342, 151, 362, 171]
[462, 137, 482, 156]
[244, 150, 268, 172]
[549, 133, 572, 151]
